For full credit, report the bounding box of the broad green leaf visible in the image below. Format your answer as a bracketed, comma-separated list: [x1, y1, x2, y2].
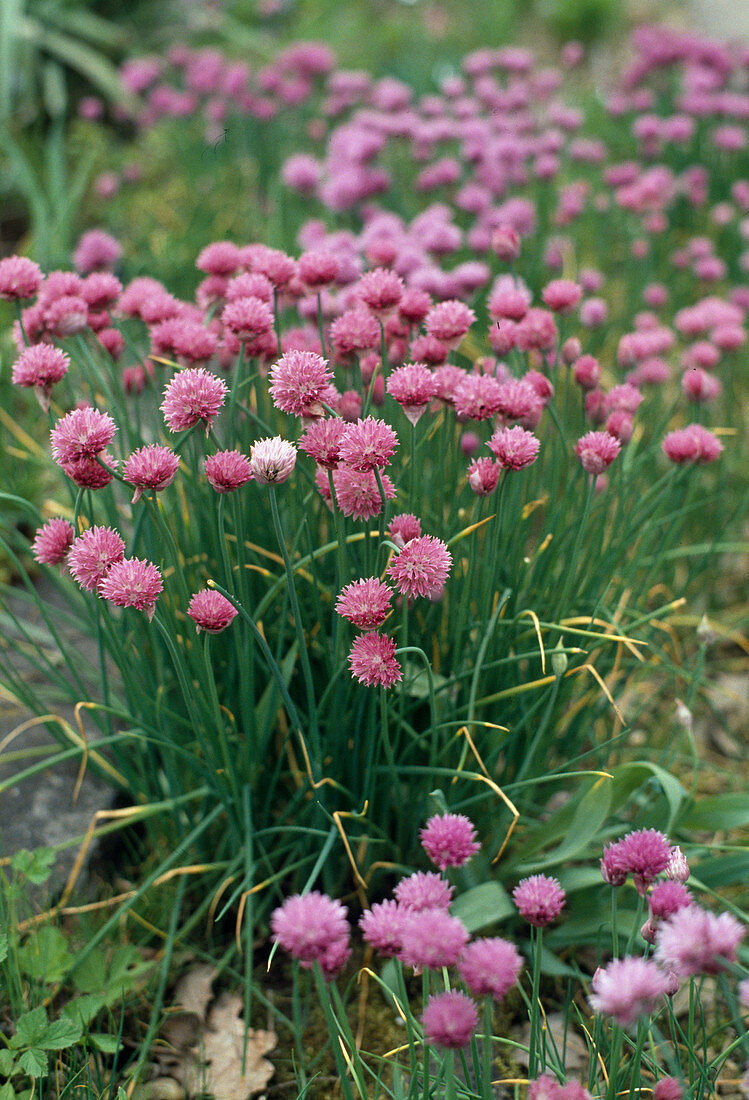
[515, 777, 613, 871]
[18, 926, 72, 983]
[17, 1048, 47, 1078]
[69, 947, 108, 994]
[539, 945, 576, 978]
[610, 761, 686, 831]
[62, 994, 105, 1027]
[88, 1033, 120, 1054]
[451, 881, 514, 933]
[692, 852, 749, 889]
[11, 847, 55, 885]
[0, 1081, 15, 1100]
[12, 1006, 48, 1048]
[679, 793, 749, 832]
[39, 1017, 81, 1051]
[0, 1048, 14, 1075]
[555, 867, 602, 893]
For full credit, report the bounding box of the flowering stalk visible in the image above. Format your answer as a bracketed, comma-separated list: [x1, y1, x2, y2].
[528, 925, 544, 1077]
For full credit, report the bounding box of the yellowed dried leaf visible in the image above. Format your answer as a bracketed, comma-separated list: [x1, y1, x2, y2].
[173, 964, 218, 1018]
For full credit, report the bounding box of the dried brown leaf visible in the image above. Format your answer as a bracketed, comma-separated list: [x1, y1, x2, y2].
[173, 964, 218, 1018]
[186, 993, 276, 1100]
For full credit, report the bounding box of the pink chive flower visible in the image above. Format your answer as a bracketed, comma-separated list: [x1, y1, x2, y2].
[662, 425, 723, 464]
[575, 431, 621, 475]
[348, 631, 402, 688]
[187, 589, 238, 633]
[67, 525, 126, 594]
[248, 436, 297, 484]
[653, 1079, 683, 1100]
[72, 230, 121, 274]
[542, 279, 583, 313]
[425, 300, 476, 349]
[394, 871, 454, 912]
[226, 271, 273, 304]
[655, 906, 745, 978]
[648, 881, 692, 921]
[221, 296, 274, 341]
[458, 938, 523, 1001]
[99, 557, 163, 619]
[601, 829, 671, 893]
[359, 900, 405, 957]
[81, 272, 122, 309]
[196, 240, 242, 276]
[356, 268, 404, 316]
[204, 449, 253, 493]
[421, 991, 478, 1050]
[298, 250, 340, 288]
[12, 345, 69, 410]
[299, 418, 347, 469]
[420, 812, 479, 870]
[488, 425, 541, 470]
[666, 846, 690, 883]
[467, 457, 502, 496]
[269, 350, 334, 418]
[330, 308, 381, 359]
[336, 577, 393, 630]
[387, 513, 421, 549]
[60, 452, 117, 490]
[51, 407, 117, 465]
[386, 362, 437, 424]
[161, 368, 228, 433]
[682, 368, 721, 404]
[31, 519, 75, 566]
[399, 909, 469, 970]
[589, 957, 671, 1027]
[332, 467, 395, 520]
[453, 373, 503, 421]
[271, 891, 349, 964]
[513, 875, 566, 927]
[0, 255, 43, 300]
[338, 417, 398, 471]
[123, 445, 179, 502]
[387, 535, 451, 600]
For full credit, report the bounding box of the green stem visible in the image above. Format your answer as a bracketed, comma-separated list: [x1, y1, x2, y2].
[528, 926, 543, 1077]
[311, 963, 354, 1100]
[268, 487, 320, 754]
[445, 1048, 457, 1100]
[482, 996, 494, 1100]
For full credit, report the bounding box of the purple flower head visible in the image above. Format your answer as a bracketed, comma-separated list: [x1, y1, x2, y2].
[399, 908, 469, 970]
[222, 296, 274, 341]
[421, 991, 478, 1050]
[575, 430, 621, 476]
[204, 449, 253, 493]
[12, 345, 69, 411]
[51, 407, 117, 465]
[359, 900, 405, 957]
[589, 956, 670, 1027]
[336, 577, 393, 630]
[271, 891, 349, 966]
[488, 425, 541, 470]
[513, 875, 566, 927]
[394, 871, 454, 912]
[123, 445, 179, 502]
[655, 905, 745, 978]
[67, 526, 126, 592]
[653, 1079, 683, 1100]
[31, 519, 75, 566]
[386, 362, 436, 425]
[161, 367, 228, 433]
[458, 937, 523, 1000]
[338, 417, 398, 472]
[269, 350, 334, 418]
[420, 812, 479, 871]
[299, 418, 347, 469]
[348, 632, 402, 688]
[387, 536, 451, 600]
[187, 590, 238, 634]
[99, 557, 163, 620]
[648, 881, 691, 921]
[332, 466, 395, 520]
[0, 255, 43, 300]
